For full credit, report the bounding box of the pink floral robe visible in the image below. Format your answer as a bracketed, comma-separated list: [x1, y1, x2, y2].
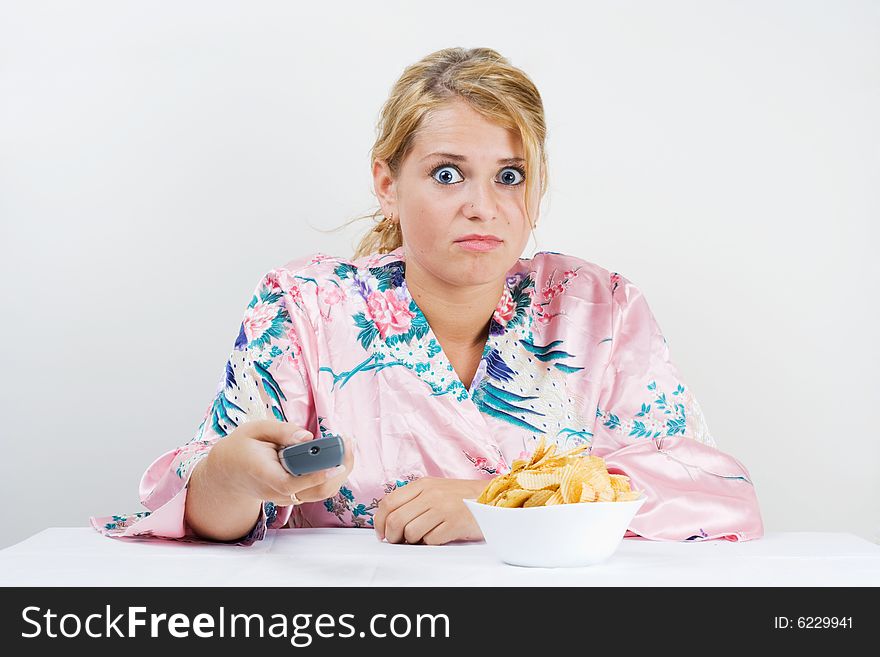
[90, 246, 764, 545]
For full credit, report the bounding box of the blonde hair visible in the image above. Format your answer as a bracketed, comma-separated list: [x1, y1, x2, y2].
[325, 47, 549, 260]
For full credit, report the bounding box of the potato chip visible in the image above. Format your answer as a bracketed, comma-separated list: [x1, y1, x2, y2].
[515, 470, 561, 491]
[525, 436, 550, 468]
[582, 466, 612, 494]
[474, 438, 643, 508]
[510, 459, 528, 473]
[596, 485, 616, 502]
[532, 443, 557, 469]
[497, 488, 536, 508]
[579, 482, 597, 502]
[609, 473, 631, 492]
[559, 463, 583, 504]
[523, 489, 555, 507]
[479, 475, 516, 505]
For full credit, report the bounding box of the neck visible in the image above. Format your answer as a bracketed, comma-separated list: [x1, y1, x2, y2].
[403, 267, 503, 351]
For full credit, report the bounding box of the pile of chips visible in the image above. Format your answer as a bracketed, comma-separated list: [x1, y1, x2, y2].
[476, 436, 642, 507]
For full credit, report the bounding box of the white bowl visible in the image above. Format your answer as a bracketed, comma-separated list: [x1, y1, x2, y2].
[463, 494, 646, 568]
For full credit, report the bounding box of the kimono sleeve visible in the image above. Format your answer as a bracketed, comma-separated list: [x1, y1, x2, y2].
[89, 265, 318, 545]
[589, 271, 765, 542]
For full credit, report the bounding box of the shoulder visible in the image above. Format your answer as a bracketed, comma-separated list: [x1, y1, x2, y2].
[265, 250, 386, 312]
[518, 251, 653, 326]
[264, 251, 351, 288]
[275, 251, 343, 277]
[519, 250, 625, 300]
[240, 252, 344, 324]
[274, 250, 387, 279]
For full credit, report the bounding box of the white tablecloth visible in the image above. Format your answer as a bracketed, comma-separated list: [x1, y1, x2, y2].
[1, 528, 878, 586]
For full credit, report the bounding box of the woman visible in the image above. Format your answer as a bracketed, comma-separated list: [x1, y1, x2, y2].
[91, 47, 764, 546]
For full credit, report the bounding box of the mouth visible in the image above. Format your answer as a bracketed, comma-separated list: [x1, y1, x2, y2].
[454, 234, 503, 243]
[455, 237, 504, 252]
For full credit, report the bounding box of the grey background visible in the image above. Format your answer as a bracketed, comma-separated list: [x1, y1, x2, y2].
[1, 0, 878, 549]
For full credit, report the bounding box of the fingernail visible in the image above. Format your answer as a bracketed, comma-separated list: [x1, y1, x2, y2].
[293, 429, 313, 441]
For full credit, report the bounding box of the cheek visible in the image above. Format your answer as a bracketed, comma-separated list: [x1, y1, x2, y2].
[403, 205, 451, 241]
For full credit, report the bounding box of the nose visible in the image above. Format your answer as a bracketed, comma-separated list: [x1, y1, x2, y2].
[464, 179, 500, 221]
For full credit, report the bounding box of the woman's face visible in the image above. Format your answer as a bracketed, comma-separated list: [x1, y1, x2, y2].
[375, 98, 540, 287]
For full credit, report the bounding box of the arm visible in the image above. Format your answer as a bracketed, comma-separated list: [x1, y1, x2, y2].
[90, 263, 320, 545]
[589, 271, 764, 542]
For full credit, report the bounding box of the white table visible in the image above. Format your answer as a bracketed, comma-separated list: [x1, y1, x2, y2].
[1, 528, 878, 586]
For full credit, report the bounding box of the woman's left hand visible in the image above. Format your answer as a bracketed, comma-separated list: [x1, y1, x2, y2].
[373, 477, 487, 545]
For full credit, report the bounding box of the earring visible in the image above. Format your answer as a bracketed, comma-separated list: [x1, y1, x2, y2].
[374, 212, 396, 233]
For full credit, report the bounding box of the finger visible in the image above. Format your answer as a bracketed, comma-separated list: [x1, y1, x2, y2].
[373, 479, 423, 540]
[401, 509, 444, 545]
[247, 470, 308, 508]
[292, 435, 355, 502]
[247, 431, 350, 507]
[344, 435, 355, 469]
[290, 465, 348, 503]
[419, 521, 452, 546]
[383, 494, 431, 544]
[248, 474, 306, 508]
[247, 419, 314, 447]
[259, 429, 341, 491]
[261, 468, 341, 507]
[280, 433, 354, 495]
[247, 450, 333, 504]
[323, 435, 355, 485]
[262, 492, 302, 509]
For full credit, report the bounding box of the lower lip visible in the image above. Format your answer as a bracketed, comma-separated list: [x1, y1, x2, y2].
[456, 239, 503, 252]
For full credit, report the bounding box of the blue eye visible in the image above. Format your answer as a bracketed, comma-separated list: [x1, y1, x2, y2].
[432, 164, 463, 185]
[498, 167, 525, 185]
[428, 161, 526, 187]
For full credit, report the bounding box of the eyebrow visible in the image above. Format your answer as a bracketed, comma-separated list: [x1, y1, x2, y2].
[420, 152, 526, 165]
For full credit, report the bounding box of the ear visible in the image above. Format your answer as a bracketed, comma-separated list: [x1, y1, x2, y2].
[372, 158, 398, 216]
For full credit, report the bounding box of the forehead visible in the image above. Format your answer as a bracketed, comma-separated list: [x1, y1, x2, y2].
[412, 99, 522, 156]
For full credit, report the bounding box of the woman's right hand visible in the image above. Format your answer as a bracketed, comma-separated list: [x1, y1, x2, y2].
[206, 419, 355, 508]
